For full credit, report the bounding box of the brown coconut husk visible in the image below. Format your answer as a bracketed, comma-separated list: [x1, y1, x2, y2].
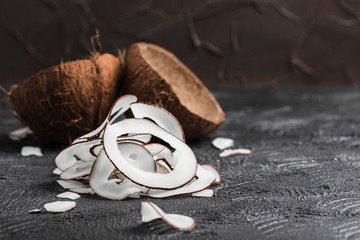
[122, 42, 225, 141]
[8, 53, 122, 145]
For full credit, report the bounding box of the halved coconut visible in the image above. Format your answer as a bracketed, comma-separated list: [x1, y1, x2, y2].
[44, 201, 76, 213]
[89, 150, 148, 200]
[103, 118, 197, 189]
[123, 42, 225, 140]
[147, 164, 215, 198]
[219, 148, 252, 157]
[140, 201, 196, 231]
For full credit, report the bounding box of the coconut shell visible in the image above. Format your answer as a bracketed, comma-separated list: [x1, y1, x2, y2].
[122, 42, 225, 140]
[9, 53, 122, 145]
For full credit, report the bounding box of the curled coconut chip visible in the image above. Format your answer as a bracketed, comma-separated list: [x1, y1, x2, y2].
[44, 201, 76, 213]
[140, 201, 196, 231]
[54, 94, 220, 200]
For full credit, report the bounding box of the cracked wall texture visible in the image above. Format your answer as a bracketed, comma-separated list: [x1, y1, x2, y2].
[1, 0, 360, 89]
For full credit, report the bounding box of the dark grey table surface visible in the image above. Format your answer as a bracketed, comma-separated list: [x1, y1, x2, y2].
[2, 88, 360, 240]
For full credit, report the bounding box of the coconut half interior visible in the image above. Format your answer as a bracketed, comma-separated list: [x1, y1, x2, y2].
[139, 43, 224, 124]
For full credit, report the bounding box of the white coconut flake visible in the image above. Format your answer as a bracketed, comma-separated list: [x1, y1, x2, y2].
[212, 137, 234, 150]
[219, 148, 252, 157]
[52, 168, 62, 175]
[21, 146, 43, 157]
[57, 191, 81, 200]
[9, 127, 32, 141]
[28, 208, 42, 213]
[44, 201, 76, 213]
[192, 189, 214, 197]
[140, 201, 196, 231]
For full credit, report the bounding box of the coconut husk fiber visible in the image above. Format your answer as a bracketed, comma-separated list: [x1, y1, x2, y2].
[8, 53, 122, 145]
[122, 42, 225, 141]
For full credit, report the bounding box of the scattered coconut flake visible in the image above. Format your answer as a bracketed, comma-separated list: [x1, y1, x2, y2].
[219, 148, 252, 157]
[140, 201, 196, 231]
[212, 137, 234, 150]
[8, 126, 32, 141]
[21, 146, 43, 157]
[28, 208, 42, 214]
[192, 189, 214, 197]
[52, 168, 62, 175]
[57, 191, 81, 200]
[44, 201, 76, 213]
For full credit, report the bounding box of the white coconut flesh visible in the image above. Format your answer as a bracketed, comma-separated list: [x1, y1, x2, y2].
[104, 118, 197, 189]
[57, 191, 81, 200]
[212, 137, 234, 150]
[60, 161, 93, 180]
[55, 138, 101, 171]
[147, 164, 215, 198]
[140, 201, 196, 231]
[130, 102, 185, 141]
[144, 143, 174, 168]
[117, 133, 152, 144]
[9, 126, 32, 141]
[201, 164, 221, 184]
[52, 168, 62, 175]
[44, 201, 76, 213]
[73, 95, 138, 143]
[192, 189, 214, 197]
[219, 148, 252, 157]
[89, 150, 148, 200]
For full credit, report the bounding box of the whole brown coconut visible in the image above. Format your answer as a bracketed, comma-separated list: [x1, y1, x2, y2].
[122, 42, 225, 141]
[9, 53, 122, 145]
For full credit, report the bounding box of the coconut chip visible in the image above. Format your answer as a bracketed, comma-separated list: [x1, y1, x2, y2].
[212, 137, 234, 150]
[57, 191, 81, 200]
[21, 146, 43, 157]
[140, 201, 196, 231]
[219, 148, 252, 157]
[192, 189, 214, 197]
[28, 208, 42, 214]
[44, 201, 76, 213]
[52, 168, 62, 175]
[8, 126, 32, 141]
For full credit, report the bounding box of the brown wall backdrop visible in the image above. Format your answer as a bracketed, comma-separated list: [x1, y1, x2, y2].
[1, 0, 360, 91]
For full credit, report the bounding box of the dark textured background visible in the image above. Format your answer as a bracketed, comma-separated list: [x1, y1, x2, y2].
[2, 88, 360, 239]
[2, 0, 360, 92]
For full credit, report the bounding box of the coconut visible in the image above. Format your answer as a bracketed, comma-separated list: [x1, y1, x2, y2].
[8, 53, 122, 145]
[122, 42, 225, 141]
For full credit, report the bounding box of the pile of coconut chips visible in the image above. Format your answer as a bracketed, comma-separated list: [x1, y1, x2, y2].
[55, 95, 220, 200]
